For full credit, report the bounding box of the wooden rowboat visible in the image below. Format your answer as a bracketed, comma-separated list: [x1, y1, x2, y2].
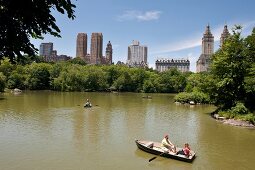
[135, 139, 196, 163]
[142, 96, 152, 99]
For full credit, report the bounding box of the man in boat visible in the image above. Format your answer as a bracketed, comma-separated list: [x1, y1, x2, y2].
[161, 134, 176, 153]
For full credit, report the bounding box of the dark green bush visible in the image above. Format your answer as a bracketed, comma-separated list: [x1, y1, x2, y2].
[174, 91, 210, 104]
[239, 113, 255, 124]
[0, 72, 6, 92]
[25, 63, 52, 90]
[174, 92, 191, 103]
[230, 102, 248, 115]
[7, 72, 26, 89]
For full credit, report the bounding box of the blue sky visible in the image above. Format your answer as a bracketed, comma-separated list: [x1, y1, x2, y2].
[31, 0, 255, 72]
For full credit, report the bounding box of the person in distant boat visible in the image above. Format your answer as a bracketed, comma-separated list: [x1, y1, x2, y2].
[84, 99, 92, 107]
[161, 134, 176, 153]
[176, 143, 191, 157]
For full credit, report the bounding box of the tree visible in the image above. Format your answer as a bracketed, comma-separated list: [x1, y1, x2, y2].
[210, 26, 249, 110]
[7, 65, 26, 89]
[113, 71, 134, 92]
[245, 28, 255, 64]
[142, 72, 159, 93]
[244, 28, 255, 110]
[68, 57, 87, 65]
[17, 55, 45, 65]
[0, 0, 76, 63]
[130, 68, 148, 92]
[185, 72, 215, 94]
[103, 65, 122, 88]
[84, 66, 108, 91]
[0, 57, 14, 78]
[158, 68, 186, 93]
[25, 63, 52, 90]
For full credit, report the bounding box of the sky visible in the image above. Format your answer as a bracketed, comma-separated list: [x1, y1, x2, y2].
[31, 0, 255, 72]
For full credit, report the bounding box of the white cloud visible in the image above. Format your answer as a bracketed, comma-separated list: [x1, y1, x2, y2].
[150, 26, 221, 55]
[117, 10, 161, 22]
[151, 38, 201, 55]
[187, 53, 197, 72]
[151, 20, 255, 55]
[149, 63, 155, 69]
[137, 11, 162, 21]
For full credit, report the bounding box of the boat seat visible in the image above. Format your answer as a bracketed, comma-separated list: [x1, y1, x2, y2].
[146, 142, 154, 148]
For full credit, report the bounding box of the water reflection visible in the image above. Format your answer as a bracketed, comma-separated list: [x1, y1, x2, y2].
[73, 112, 85, 150]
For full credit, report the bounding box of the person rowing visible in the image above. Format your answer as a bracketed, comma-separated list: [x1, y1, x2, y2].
[161, 134, 176, 153]
[84, 99, 92, 107]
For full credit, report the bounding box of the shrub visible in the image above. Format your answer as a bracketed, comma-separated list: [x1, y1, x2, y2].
[218, 103, 255, 124]
[174, 92, 191, 103]
[191, 91, 210, 104]
[0, 72, 6, 92]
[239, 113, 255, 124]
[174, 91, 210, 104]
[218, 110, 236, 119]
[230, 102, 248, 115]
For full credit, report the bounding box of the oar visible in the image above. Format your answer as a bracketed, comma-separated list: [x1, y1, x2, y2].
[149, 152, 165, 162]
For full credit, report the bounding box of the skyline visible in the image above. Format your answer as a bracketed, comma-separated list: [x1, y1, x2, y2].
[31, 0, 255, 72]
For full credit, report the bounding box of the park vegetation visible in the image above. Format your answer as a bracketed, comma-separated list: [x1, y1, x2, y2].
[210, 26, 255, 123]
[0, 57, 189, 93]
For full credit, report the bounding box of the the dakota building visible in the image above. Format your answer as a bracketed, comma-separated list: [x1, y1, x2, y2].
[155, 58, 190, 72]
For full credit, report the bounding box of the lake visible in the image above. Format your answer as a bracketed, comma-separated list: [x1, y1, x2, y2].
[0, 91, 254, 170]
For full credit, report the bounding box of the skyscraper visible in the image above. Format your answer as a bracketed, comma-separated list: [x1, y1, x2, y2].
[127, 40, 148, 67]
[220, 25, 230, 47]
[39, 42, 53, 57]
[76, 33, 87, 59]
[196, 25, 214, 72]
[105, 41, 113, 64]
[90, 33, 103, 64]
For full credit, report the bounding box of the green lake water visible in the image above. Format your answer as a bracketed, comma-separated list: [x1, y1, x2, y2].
[0, 91, 254, 170]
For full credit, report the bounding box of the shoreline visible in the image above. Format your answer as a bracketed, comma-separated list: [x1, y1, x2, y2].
[175, 102, 255, 128]
[211, 113, 255, 128]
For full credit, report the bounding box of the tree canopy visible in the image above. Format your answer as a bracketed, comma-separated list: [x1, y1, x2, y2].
[210, 26, 255, 111]
[0, 0, 76, 63]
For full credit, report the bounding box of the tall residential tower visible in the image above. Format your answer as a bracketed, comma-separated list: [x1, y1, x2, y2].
[220, 25, 230, 47]
[105, 41, 113, 64]
[39, 42, 53, 57]
[196, 25, 214, 72]
[76, 33, 87, 59]
[127, 40, 148, 67]
[90, 33, 103, 64]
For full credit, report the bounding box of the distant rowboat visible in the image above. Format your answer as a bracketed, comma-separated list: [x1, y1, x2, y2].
[142, 96, 152, 99]
[84, 103, 92, 108]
